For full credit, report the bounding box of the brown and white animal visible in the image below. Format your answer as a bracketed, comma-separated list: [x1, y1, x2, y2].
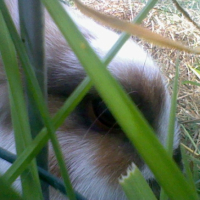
[0, 0, 180, 199]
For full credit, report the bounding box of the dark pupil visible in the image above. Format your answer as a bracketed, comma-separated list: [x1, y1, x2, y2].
[92, 99, 119, 128]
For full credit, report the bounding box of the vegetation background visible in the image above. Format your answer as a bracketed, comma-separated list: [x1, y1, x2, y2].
[0, 0, 199, 199]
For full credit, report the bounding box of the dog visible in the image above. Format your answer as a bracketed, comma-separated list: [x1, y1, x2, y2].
[0, 0, 180, 199]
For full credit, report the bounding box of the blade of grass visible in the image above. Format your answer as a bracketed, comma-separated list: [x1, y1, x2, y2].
[182, 80, 200, 87]
[180, 145, 197, 192]
[181, 125, 200, 154]
[188, 65, 200, 79]
[166, 56, 180, 155]
[160, 56, 180, 200]
[41, 0, 198, 199]
[18, 0, 48, 198]
[0, 1, 76, 199]
[0, 147, 87, 200]
[0, 174, 24, 200]
[0, 10, 43, 200]
[189, 156, 200, 189]
[119, 165, 157, 200]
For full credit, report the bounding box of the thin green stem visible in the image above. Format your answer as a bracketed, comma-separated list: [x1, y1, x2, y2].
[0, 10, 43, 200]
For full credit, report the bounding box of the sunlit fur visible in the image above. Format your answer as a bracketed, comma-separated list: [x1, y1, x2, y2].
[0, 1, 180, 199]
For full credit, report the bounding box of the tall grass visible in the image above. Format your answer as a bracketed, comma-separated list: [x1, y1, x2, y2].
[0, 0, 199, 199]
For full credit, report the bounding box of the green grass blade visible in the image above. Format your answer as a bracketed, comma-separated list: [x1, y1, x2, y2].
[188, 65, 200, 79]
[181, 125, 200, 154]
[0, 10, 43, 200]
[0, 175, 24, 200]
[166, 56, 180, 155]
[119, 165, 157, 200]
[18, 1, 48, 198]
[0, 2, 76, 199]
[133, 0, 158, 24]
[41, 0, 198, 199]
[181, 145, 197, 192]
[160, 56, 180, 200]
[0, 147, 87, 200]
[182, 80, 200, 87]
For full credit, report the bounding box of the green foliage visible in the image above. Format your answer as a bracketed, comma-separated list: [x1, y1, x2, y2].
[119, 165, 157, 200]
[0, 0, 199, 200]
[0, 175, 23, 200]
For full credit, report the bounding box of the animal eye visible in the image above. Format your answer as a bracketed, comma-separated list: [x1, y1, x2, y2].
[92, 98, 120, 129]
